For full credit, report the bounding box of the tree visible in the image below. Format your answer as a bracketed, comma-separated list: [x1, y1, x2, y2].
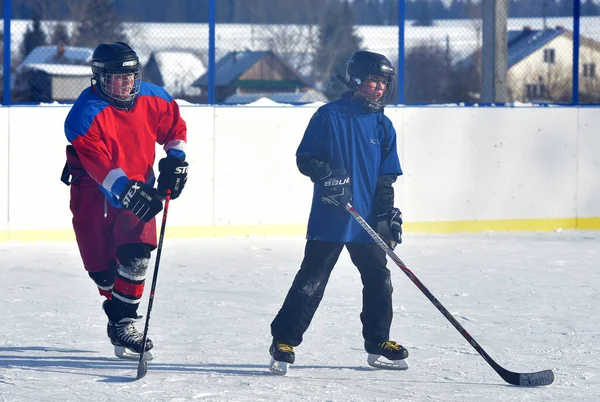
[410, 0, 435, 27]
[405, 42, 451, 103]
[20, 10, 47, 59]
[582, 0, 600, 16]
[73, 0, 126, 48]
[312, 0, 362, 100]
[49, 22, 70, 45]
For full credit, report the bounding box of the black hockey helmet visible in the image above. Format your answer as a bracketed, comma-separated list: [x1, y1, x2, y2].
[91, 42, 141, 109]
[345, 50, 395, 112]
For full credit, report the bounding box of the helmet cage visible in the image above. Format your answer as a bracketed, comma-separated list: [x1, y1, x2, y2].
[346, 52, 395, 112]
[91, 44, 142, 109]
[349, 73, 395, 112]
[96, 70, 142, 109]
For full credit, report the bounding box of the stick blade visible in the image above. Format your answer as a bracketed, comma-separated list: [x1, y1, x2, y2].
[136, 360, 148, 380]
[518, 370, 554, 386]
[501, 369, 554, 386]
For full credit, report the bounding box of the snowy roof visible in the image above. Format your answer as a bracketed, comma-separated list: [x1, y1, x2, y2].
[506, 28, 566, 68]
[17, 63, 91, 77]
[193, 50, 271, 87]
[16, 45, 93, 77]
[461, 28, 567, 70]
[149, 50, 205, 96]
[193, 50, 312, 88]
[21, 45, 93, 66]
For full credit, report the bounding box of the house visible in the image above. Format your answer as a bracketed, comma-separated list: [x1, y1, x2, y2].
[191, 50, 323, 103]
[463, 27, 600, 103]
[12, 44, 93, 102]
[143, 50, 206, 100]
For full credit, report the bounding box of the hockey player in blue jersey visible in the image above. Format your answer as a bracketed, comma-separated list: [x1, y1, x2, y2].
[269, 51, 406, 375]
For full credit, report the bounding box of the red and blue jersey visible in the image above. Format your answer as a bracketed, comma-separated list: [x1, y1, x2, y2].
[64, 82, 187, 207]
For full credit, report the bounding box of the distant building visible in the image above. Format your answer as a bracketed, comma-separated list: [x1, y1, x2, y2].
[192, 50, 323, 103]
[12, 45, 93, 103]
[463, 27, 600, 103]
[143, 50, 206, 100]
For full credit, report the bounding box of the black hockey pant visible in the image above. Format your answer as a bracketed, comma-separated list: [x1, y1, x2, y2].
[270, 240, 393, 347]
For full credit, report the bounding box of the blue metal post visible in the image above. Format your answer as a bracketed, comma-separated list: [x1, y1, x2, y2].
[3, 0, 11, 105]
[208, 0, 216, 105]
[397, 0, 405, 105]
[572, 0, 580, 105]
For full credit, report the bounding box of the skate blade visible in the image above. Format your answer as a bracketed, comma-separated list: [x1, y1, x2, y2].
[114, 346, 154, 361]
[269, 358, 289, 375]
[367, 353, 408, 370]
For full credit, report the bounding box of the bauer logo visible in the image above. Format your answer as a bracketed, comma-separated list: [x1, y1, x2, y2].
[324, 177, 350, 187]
[123, 60, 138, 67]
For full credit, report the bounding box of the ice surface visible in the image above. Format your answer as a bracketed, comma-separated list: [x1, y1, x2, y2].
[1, 232, 599, 401]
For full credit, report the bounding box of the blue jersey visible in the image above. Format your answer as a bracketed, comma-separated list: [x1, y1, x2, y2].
[297, 94, 402, 243]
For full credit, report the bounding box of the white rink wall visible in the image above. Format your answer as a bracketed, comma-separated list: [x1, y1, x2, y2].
[1, 104, 600, 241]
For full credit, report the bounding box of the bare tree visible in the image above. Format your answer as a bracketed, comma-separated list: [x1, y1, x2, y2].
[72, 0, 127, 48]
[49, 22, 71, 45]
[405, 41, 451, 103]
[261, 25, 318, 78]
[312, 0, 362, 100]
[515, 62, 572, 103]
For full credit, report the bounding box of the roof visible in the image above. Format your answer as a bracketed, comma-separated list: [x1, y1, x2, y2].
[192, 50, 312, 88]
[461, 28, 567, 70]
[17, 64, 91, 76]
[506, 28, 566, 68]
[193, 50, 270, 87]
[20, 45, 93, 67]
[224, 91, 328, 104]
[16, 45, 94, 77]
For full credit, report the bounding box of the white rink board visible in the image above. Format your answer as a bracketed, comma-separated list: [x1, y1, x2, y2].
[2, 104, 600, 238]
[212, 106, 314, 227]
[401, 107, 580, 221]
[576, 108, 600, 218]
[8, 106, 72, 231]
[0, 107, 8, 237]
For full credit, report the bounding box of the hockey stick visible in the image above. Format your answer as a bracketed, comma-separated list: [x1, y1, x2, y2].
[345, 203, 554, 386]
[136, 190, 172, 380]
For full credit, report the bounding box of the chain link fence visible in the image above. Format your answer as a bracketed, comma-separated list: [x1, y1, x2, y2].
[1, 0, 599, 106]
[403, 0, 483, 104]
[504, 0, 574, 104]
[579, 10, 600, 103]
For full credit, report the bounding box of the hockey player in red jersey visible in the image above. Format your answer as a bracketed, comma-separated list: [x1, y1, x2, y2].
[62, 42, 188, 360]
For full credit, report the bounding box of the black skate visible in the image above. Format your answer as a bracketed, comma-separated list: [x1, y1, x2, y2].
[107, 317, 154, 361]
[365, 340, 409, 370]
[269, 339, 295, 375]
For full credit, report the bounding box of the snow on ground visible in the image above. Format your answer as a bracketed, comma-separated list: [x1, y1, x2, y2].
[1, 231, 599, 401]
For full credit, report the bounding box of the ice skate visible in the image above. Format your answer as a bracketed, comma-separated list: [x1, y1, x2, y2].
[269, 339, 295, 375]
[365, 340, 408, 370]
[107, 317, 154, 361]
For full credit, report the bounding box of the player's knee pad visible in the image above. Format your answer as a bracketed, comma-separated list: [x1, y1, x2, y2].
[116, 243, 151, 277]
[88, 261, 118, 288]
[88, 261, 118, 298]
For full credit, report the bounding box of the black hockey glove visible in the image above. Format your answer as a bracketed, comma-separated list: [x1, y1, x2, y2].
[319, 169, 352, 208]
[119, 180, 163, 222]
[376, 207, 403, 249]
[157, 157, 188, 200]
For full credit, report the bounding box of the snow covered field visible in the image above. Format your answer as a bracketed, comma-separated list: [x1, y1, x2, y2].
[1, 232, 599, 401]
